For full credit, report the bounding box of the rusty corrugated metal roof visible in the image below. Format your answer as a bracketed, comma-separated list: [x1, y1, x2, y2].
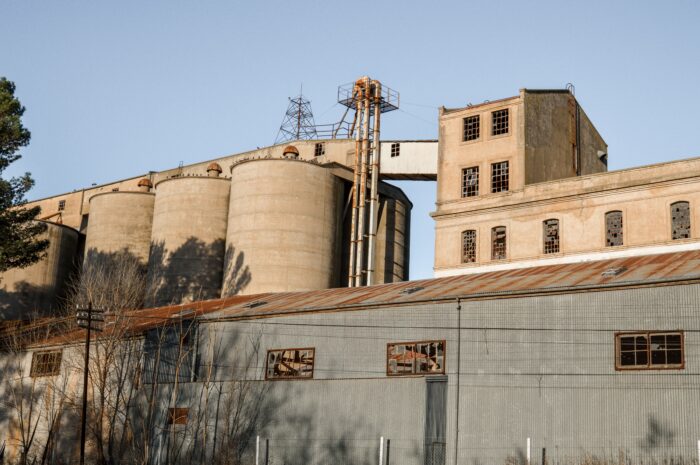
[29, 250, 700, 347]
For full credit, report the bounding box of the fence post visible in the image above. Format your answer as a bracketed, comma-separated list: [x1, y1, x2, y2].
[526, 438, 531, 465]
[542, 447, 546, 465]
[379, 436, 384, 465]
[256, 436, 260, 465]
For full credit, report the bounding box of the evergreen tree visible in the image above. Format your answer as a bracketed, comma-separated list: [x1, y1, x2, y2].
[0, 77, 48, 273]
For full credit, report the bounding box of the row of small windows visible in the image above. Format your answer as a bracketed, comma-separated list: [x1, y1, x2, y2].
[461, 161, 509, 197]
[462, 108, 510, 142]
[462, 202, 692, 263]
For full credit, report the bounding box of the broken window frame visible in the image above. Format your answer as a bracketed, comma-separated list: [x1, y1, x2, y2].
[462, 229, 477, 263]
[461, 166, 479, 198]
[615, 331, 684, 371]
[543, 218, 560, 254]
[491, 226, 507, 260]
[491, 108, 509, 136]
[463, 115, 480, 141]
[57, 200, 66, 211]
[390, 142, 400, 158]
[605, 210, 623, 247]
[386, 340, 446, 376]
[491, 161, 509, 193]
[167, 407, 189, 425]
[671, 201, 691, 240]
[265, 347, 315, 380]
[314, 142, 325, 157]
[30, 350, 62, 377]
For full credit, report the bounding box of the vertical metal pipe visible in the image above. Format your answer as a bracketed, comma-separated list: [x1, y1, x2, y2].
[453, 298, 461, 465]
[348, 92, 362, 287]
[355, 78, 371, 286]
[366, 80, 382, 285]
[79, 302, 92, 465]
[378, 436, 384, 465]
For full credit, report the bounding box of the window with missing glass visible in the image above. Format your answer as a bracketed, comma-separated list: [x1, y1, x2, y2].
[167, 407, 189, 425]
[491, 108, 509, 135]
[265, 348, 315, 380]
[387, 340, 445, 376]
[462, 230, 477, 263]
[543, 219, 560, 254]
[463, 115, 480, 141]
[491, 226, 506, 260]
[314, 142, 325, 157]
[671, 201, 691, 240]
[390, 143, 400, 158]
[57, 200, 66, 211]
[30, 351, 62, 377]
[615, 331, 684, 370]
[491, 161, 509, 193]
[605, 211, 623, 247]
[461, 166, 479, 197]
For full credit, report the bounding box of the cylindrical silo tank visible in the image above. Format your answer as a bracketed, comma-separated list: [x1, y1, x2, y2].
[222, 158, 344, 296]
[0, 221, 79, 319]
[372, 192, 411, 284]
[83, 191, 155, 267]
[147, 175, 230, 306]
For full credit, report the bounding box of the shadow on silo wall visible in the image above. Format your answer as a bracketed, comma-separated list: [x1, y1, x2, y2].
[147, 237, 250, 307]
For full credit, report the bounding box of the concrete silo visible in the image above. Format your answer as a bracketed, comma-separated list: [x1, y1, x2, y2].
[0, 221, 79, 319]
[147, 167, 230, 306]
[222, 157, 344, 296]
[83, 190, 155, 267]
[373, 194, 411, 284]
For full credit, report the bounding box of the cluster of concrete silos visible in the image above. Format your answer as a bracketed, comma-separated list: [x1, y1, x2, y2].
[2, 149, 411, 316]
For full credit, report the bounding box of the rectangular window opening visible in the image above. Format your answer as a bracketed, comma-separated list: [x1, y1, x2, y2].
[266, 348, 315, 380]
[463, 115, 480, 141]
[616, 331, 684, 370]
[390, 143, 400, 158]
[605, 211, 623, 247]
[314, 142, 325, 157]
[491, 161, 509, 193]
[30, 350, 62, 377]
[461, 166, 479, 198]
[671, 201, 691, 240]
[492, 108, 509, 136]
[387, 340, 445, 376]
[167, 407, 189, 425]
[57, 200, 66, 211]
[491, 226, 507, 260]
[462, 230, 477, 263]
[543, 219, 560, 254]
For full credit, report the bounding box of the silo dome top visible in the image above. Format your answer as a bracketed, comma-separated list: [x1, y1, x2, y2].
[282, 145, 300, 156]
[206, 162, 223, 173]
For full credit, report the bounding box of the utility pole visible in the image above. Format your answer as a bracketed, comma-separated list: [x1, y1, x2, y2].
[76, 302, 104, 465]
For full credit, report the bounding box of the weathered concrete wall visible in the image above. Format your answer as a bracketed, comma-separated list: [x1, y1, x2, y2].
[83, 191, 155, 266]
[223, 159, 344, 295]
[0, 222, 79, 319]
[147, 176, 230, 306]
[433, 157, 700, 275]
[373, 196, 411, 284]
[438, 96, 525, 205]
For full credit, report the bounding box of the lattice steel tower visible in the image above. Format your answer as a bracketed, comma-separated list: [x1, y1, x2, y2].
[274, 93, 318, 144]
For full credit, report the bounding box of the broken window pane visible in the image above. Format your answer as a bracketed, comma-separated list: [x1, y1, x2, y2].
[463, 115, 480, 141]
[390, 142, 400, 158]
[491, 226, 507, 260]
[671, 201, 690, 240]
[266, 348, 315, 380]
[605, 211, 623, 247]
[461, 166, 479, 198]
[491, 108, 509, 135]
[314, 142, 325, 157]
[30, 350, 62, 377]
[616, 332, 683, 370]
[387, 340, 445, 376]
[543, 219, 560, 254]
[462, 230, 477, 263]
[491, 161, 509, 193]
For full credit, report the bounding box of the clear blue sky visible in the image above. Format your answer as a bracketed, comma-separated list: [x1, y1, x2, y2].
[2, 1, 699, 279]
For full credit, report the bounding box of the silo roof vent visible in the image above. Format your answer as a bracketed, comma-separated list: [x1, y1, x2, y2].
[137, 178, 153, 188]
[282, 145, 300, 158]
